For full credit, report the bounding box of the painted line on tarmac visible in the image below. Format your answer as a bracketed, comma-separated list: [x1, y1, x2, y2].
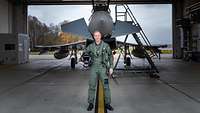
[95, 80, 107, 113]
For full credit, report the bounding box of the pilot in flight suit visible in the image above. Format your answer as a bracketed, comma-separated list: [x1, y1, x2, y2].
[84, 31, 114, 111]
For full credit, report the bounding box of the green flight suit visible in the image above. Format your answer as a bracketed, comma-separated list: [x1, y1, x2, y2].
[85, 41, 113, 104]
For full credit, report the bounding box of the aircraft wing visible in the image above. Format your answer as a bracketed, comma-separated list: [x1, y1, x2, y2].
[35, 40, 86, 48]
[116, 40, 168, 49]
[116, 40, 137, 47]
[35, 40, 86, 55]
[61, 18, 92, 39]
[112, 20, 140, 38]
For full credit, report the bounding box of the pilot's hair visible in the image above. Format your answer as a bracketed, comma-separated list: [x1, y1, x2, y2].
[93, 30, 102, 36]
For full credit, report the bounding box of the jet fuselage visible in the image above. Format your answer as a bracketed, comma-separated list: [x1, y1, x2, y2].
[88, 11, 113, 38]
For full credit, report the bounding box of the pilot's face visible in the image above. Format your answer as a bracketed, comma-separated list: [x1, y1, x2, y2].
[93, 31, 102, 44]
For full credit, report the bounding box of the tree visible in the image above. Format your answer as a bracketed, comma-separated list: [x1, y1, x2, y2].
[28, 16, 84, 50]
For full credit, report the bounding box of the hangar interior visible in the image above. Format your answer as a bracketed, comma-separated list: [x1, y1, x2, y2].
[0, 0, 200, 113]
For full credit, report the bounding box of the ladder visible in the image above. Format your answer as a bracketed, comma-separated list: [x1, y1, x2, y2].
[115, 4, 159, 73]
[115, 4, 158, 58]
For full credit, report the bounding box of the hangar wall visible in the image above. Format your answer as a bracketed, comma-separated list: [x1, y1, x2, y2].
[0, 34, 29, 64]
[0, 0, 27, 34]
[0, 0, 29, 64]
[12, 1, 28, 34]
[0, 0, 12, 33]
[173, 0, 200, 61]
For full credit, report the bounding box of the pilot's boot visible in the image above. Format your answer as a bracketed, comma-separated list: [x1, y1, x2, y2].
[87, 103, 94, 111]
[105, 104, 114, 111]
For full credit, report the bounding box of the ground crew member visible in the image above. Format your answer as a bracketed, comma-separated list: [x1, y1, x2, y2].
[84, 31, 114, 111]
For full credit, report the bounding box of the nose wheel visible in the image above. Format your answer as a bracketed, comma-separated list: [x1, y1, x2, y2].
[71, 57, 76, 69]
[125, 57, 131, 66]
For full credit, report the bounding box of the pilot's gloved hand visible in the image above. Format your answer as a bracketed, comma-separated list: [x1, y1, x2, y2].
[109, 68, 113, 76]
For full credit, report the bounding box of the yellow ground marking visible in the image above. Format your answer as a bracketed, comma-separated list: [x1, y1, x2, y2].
[0, 64, 15, 69]
[98, 80, 105, 113]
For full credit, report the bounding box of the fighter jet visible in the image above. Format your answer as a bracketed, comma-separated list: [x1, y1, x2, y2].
[36, 0, 163, 79]
[60, 0, 140, 48]
[36, 0, 141, 69]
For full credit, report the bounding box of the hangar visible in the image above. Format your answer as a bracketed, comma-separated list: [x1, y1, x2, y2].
[0, 0, 200, 113]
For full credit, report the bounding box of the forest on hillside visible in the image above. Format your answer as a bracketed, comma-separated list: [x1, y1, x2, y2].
[28, 15, 83, 50]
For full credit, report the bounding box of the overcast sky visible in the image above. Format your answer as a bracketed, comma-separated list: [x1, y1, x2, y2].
[28, 4, 172, 44]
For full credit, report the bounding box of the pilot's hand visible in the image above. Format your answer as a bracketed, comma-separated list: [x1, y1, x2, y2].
[109, 68, 113, 76]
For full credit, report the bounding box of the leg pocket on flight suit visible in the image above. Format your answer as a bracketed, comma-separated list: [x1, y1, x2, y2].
[104, 79, 109, 85]
[103, 78, 110, 89]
